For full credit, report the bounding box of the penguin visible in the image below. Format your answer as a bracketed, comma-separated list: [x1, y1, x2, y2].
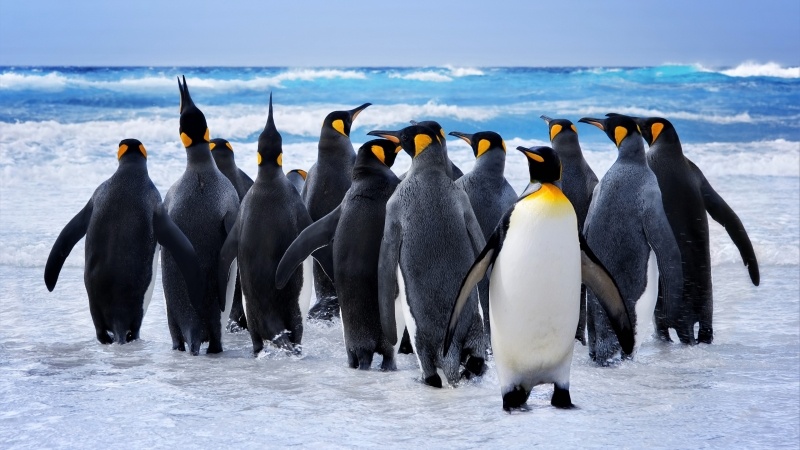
[629, 115, 759, 344]
[210, 137, 254, 331]
[218, 94, 313, 355]
[578, 115, 684, 363]
[286, 169, 307, 194]
[398, 120, 463, 181]
[303, 103, 372, 321]
[161, 76, 240, 355]
[541, 115, 599, 345]
[44, 139, 204, 345]
[444, 145, 634, 411]
[368, 124, 488, 388]
[275, 139, 404, 369]
[448, 130, 517, 335]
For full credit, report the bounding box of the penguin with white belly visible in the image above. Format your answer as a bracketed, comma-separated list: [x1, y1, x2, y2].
[45, 139, 204, 345]
[444, 145, 634, 411]
[578, 115, 683, 362]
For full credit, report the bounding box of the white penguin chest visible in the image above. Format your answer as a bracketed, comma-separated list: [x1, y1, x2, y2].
[489, 191, 581, 369]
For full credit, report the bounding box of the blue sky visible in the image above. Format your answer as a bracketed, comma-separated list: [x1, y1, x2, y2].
[1, 0, 798, 67]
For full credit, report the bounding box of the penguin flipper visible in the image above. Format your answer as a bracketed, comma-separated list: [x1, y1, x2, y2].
[44, 200, 93, 291]
[218, 219, 240, 312]
[642, 187, 684, 323]
[378, 203, 403, 345]
[579, 234, 634, 355]
[275, 206, 340, 289]
[443, 212, 508, 354]
[153, 205, 206, 313]
[693, 161, 759, 285]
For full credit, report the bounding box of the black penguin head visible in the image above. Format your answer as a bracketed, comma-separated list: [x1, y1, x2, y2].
[540, 115, 579, 143]
[286, 169, 307, 180]
[177, 76, 210, 148]
[448, 130, 505, 158]
[516, 145, 561, 183]
[367, 124, 441, 159]
[257, 93, 283, 167]
[322, 103, 371, 138]
[628, 116, 677, 146]
[117, 138, 147, 160]
[578, 115, 641, 148]
[410, 120, 447, 143]
[209, 138, 234, 153]
[358, 138, 404, 168]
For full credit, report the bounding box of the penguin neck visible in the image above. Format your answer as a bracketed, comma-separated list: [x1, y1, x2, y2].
[553, 136, 584, 159]
[185, 143, 215, 169]
[410, 146, 449, 174]
[256, 163, 284, 180]
[616, 138, 647, 164]
[117, 156, 149, 174]
[212, 152, 237, 174]
[472, 150, 506, 177]
[353, 157, 390, 180]
[650, 134, 684, 158]
[318, 132, 356, 161]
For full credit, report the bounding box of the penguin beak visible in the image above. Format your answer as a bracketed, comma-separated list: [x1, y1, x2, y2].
[578, 117, 606, 131]
[540, 115, 553, 125]
[366, 129, 400, 144]
[448, 131, 473, 146]
[348, 103, 372, 123]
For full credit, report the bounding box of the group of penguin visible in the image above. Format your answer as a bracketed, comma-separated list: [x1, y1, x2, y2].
[44, 76, 760, 411]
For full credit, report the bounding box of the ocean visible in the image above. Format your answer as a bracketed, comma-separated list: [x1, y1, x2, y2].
[0, 64, 798, 448]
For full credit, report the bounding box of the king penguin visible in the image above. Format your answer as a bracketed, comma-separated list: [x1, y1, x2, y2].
[45, 139, 204, 345]
[210, 137, 254, 331]
[578, 115, 684, 363]
[444, 145, 634, 410]
[161, 76, 240, 355]
[628, 115, 759, 344]
[541, 115, 599, 345]
[368, 124, 487, 388]
[398, 120, 463, 181]
[276, 139, 404, 369]
[286, 169, 307, 194]
[219, 94, 313, 355]
[448, 130, 517, 335]
[303, 103, 372, 321]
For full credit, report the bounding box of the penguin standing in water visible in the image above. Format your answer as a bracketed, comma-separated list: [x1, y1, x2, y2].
[276, 139, 403, 369]
[45, 139, 204, 345]
[629, 115, 759, 344]
[369, 124, 487, 388]
[449, 130, 517, 334]
[286, 169, 307, 194]
[578, 115, 684, 363]
[541, 115, 599, 345]
[444, 145, 634, 411]
[162, 76, 240, 355]
[303, 103, 372, 321]
[219, 95, 313, 355]
[210, 138, 254, 331]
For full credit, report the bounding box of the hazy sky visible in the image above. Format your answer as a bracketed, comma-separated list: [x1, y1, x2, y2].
[1, 0, 798, 67]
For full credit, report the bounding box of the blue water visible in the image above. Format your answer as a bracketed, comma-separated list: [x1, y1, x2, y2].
[0, 64, 798, 448]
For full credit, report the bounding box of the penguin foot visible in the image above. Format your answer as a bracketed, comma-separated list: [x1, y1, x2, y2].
[575, 334, 587, 346]
[172, 342, 186, 352]
[206, 343, 223, 354]
[551, 385, 574, 409]
[226, 319, 246, 333]
[96, 330, 114, 345]
[461, 356, 486, 379]
[380, 355, 397, 371]
[424, 374, 443, 388]
[307, 296, 340, 321]
[698, 328, 713, 344]
[502, 386, 530, 411]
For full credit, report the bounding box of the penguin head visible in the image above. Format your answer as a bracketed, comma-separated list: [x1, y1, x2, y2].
[410, 120, 447, 144]
[367, 124, 441, 159]
[448, 130, 505, 159]
[628, 116, 678, 146]
[117, 138, 147, 161]
[286, 169, 307, 180]
[177, 76, 210, 148]
[257, 93, 283, 167]
[209, 138, 234, 154]
[516, 145, 561, 183]
[578, 115, 641, 148]
[322, 103, 371, 138]
[540, 115, 579, 144]
[358, 138, 404, 168]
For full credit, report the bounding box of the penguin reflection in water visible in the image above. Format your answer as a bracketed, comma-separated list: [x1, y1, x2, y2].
[444, 146, 634, 411]
[45, 139, 204, 345]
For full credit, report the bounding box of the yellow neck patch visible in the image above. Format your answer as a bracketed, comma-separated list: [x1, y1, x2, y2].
[277, 153, 283, 166]
[371, 145, 386, 164]
[257, 153, 262, 165]
[394, 145, 402, 154]
[523, 183, 570, 206]
[614, 126, 628, 147]
[549, 124, 563, 141]
[117, 144, 128, 159]
[651, 123, 664, 143]
[180, 132, 192, 148]
[525, 152, 545, 163]
[477, 139, 491, 158]
[332, 119, 346, 136]
[414, 134, 432, 157]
